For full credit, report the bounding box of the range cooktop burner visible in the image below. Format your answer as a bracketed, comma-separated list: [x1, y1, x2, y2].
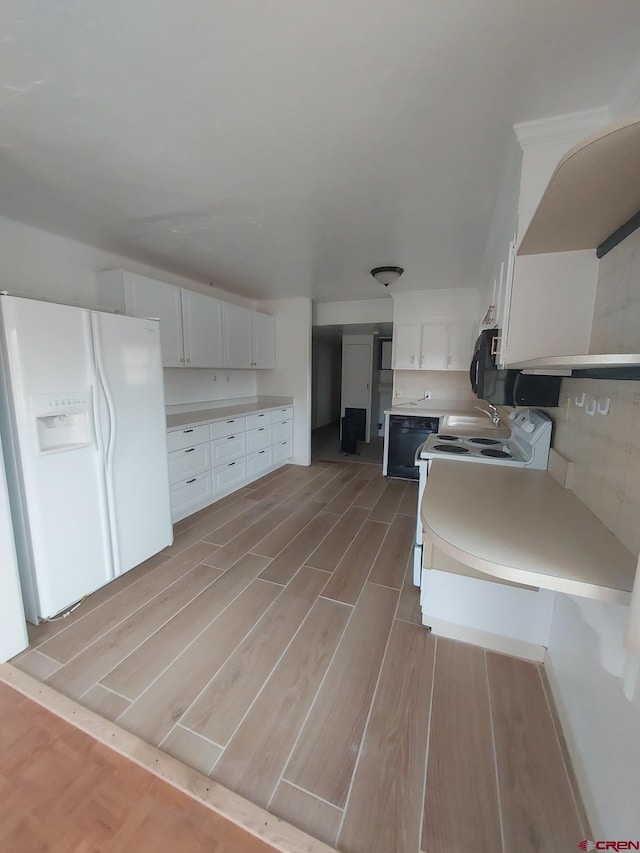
[480, 448, 512, 458]
[435, 434, 460, 441]
[467, 437, 502, 446]
[433, 444, 470, 454]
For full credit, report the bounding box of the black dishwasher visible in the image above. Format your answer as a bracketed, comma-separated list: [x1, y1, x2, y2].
[387, 415, 439, 480]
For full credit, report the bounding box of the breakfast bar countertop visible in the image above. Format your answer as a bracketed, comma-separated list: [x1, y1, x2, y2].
[421, 460, 636, 604]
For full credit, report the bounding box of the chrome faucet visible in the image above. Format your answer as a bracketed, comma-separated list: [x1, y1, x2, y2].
[474, 403, 501, 426]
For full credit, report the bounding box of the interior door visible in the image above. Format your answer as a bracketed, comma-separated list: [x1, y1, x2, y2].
[341, 343, 372, 442]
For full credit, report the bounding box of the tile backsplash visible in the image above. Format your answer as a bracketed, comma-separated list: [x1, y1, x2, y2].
[392, 370, 476, 405]
[549, 228, 640, 555]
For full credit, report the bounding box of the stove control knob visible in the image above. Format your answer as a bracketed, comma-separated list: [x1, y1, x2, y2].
[522, 421, 535, 433]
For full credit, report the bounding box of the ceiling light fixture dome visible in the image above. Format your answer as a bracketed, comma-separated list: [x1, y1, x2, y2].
[370, 266, 404, 288]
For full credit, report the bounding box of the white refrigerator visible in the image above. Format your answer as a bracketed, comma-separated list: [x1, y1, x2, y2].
[0, 294, 173, 624]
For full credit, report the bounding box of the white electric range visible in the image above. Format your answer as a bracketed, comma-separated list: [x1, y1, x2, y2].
[412, 409, 552, 584]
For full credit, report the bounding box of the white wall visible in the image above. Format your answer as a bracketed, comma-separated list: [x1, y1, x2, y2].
[256, 297, 312, 466]
[0, 216, 259, 406]
[391, 288, 480, 324]
[543, 228, 640, 839]
[313, 298, 393, 326]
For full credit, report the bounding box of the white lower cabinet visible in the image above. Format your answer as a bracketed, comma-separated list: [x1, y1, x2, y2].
[167, 405, 294, 522]
[169, 472, 214, 522]
[213, 459, 247, 494]
[247, 448, 273, 477]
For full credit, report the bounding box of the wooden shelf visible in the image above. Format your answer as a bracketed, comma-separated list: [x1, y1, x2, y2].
[517, 114, 640, 256]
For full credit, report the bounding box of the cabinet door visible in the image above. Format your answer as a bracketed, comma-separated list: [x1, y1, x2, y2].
[446, 322, 474, 370]
[392, 324, 422, 369]
[419, 323, 448, 369]
[252, 311, 276, 369]
[222, 303, 253, 368]
[122, 273, 184, 367]
[181, 290, 224, 368]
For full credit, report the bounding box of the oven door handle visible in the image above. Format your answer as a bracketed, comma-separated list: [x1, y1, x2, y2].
[414, 440, 429, 466]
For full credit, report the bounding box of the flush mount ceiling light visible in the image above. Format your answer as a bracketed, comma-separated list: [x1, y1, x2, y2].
[370, 266, 404, 288]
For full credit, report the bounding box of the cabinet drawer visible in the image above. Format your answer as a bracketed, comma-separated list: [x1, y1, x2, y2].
[274, 439, 293, 464]
[168, 443, 211, 485]
[275, 406, 293, 421]
[247, 448, 273, 477]
[213, 459, 247, 494]
[167, 424, 210, 452]
[245, 411, 272, 430]
[210, 417, 246, 439]
[272, 419, 293, 443]
[169, 472, 213, 522]
[246, 425, 273, 453]
[211, 432, 246, 466]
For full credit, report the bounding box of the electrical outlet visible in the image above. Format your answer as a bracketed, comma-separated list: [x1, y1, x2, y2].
[424, 390, 432, 399]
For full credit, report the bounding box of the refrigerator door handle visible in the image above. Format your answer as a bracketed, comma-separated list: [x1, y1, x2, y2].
[91, 315, 119, 579]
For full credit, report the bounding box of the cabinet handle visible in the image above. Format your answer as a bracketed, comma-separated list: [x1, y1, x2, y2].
[184, 448, 195, 453]
[410, 355, 415, 364]
[183, 429, 194, 434]
[226, 435, 236, 440]
[180, 357, 185, 363]
[228, 461, 236, 467]
[186, 478, 196, 484]
[258, 427, 265, 432]
[420, 356, 425, 365]
[257, 414, 265, 418]
[258, 450, 265, 454]
[226, 419, 235, 423]
[186, 358, 191, 363]
[281, 441, 287, 445]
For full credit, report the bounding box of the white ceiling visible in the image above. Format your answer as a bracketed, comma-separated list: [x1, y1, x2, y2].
[1, 1, 640, 303]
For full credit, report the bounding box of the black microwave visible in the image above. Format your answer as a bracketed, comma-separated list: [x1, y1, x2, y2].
[470, 329, 561, 407]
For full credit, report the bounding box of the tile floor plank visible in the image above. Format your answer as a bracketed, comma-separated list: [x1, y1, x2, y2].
[270, 782, 343, 849]
[305, 506, 369, 572]
[100, 554, 268, 700]
[320, 520, 388, 605]
[487, 651, 583, 853]
[368, 513, 415, 590]
[351, 475, 388, 510]
[397, 480, 419, 516]
[312, 466, 360, 504]
[283, 582, 398, 808]
[203, 493, 288, 546]
[252, 500, 326, 558]
[116, 580, 280, 745]
[160, 725, 222, 776]
[421, 639, 502, 853]
[257, 513, 339, 585]
[323, 477, 369, 515]
[164, 497, 257, 556]
[183, 567, 330, 746]
[212, 597, 351, 804]
[339, 620, 436, 853]
[205, 500, 300, 570]
[46, 561, 223, 700]
[368, 480, 408, 523]
[80, 683, 131, 720]
[10, 649, 61, 680]
[38, 543, 215, 664]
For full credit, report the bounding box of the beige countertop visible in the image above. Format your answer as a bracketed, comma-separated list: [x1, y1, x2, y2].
[421, 460, 636, 604]
[166, 396, 294, 430]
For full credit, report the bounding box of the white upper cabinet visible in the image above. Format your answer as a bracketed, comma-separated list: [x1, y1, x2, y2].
[181, 289, 224, 367]
[98, 270, 185, 367]
[251, 310, 276, 369]
[495, 239, 598, 368]
[391, 322, 473, 371]
[98, 270, 275, 371]
[222, 302, 253, 368]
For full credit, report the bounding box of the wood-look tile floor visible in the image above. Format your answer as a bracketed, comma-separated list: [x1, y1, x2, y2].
[14, 460, 590, 853]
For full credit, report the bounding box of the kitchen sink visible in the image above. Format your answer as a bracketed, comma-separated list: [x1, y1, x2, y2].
[440, 413, 500, 431]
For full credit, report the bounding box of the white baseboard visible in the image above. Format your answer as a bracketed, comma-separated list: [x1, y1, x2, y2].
[543, 652, 603, 840]
[423, 615, 546, 662]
